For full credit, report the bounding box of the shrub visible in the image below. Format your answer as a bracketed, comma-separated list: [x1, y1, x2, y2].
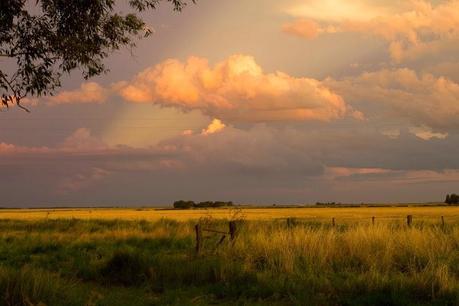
[100, 250, 149, 286]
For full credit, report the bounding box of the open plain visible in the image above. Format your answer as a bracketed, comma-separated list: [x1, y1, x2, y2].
[0, 205, 458, 223]
[0, 206, 458, 305]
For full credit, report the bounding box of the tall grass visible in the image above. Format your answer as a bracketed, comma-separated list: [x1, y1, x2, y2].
[0, 266, 85, 306]
[0, 218, 457, 305]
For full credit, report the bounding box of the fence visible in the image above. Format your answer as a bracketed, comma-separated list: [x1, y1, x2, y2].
[285, 214, 450, 228]
[195, 215, 453, 254]
[195, 220, 240, 254]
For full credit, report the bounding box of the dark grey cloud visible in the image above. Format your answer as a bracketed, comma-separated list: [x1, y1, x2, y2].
[1, 122, 459, 206]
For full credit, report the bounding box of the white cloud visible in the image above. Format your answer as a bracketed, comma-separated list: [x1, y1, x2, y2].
[201, 119, 226, 135]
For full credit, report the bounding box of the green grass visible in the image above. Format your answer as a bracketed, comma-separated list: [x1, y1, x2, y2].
[0, 218, 458, 305]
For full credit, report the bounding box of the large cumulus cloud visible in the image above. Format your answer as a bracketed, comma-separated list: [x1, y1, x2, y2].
[113, 54, 358, 123]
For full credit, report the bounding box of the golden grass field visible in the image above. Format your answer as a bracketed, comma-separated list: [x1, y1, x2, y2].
[1, 205, 459, 305]
[0, 205, 458, 223]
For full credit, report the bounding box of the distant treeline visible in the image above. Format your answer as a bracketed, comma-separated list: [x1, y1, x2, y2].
[445, 194, 459, 205]
[173, 200, 234, 209]
[316, 202, 341, 206]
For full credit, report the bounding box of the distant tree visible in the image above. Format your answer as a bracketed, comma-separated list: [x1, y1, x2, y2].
[213, 201, 228, 207]
[173, 200, 195, 209]
[195, 201, 212, 208]
[316, 202, 337, 206]
[173, 200, 233, 209]
[445, 193, 459, 205]
[452, 194, 459, 205]
[0, 0, 195, 111]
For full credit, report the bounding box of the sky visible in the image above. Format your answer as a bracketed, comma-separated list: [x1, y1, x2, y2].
[2, 0, 459, 207]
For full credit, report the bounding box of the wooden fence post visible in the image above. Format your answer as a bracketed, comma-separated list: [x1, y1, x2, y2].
[195, 224, 202, 254]
[372, 216, 375, 226]
[407, 215, 413, 227]
[229, 221, 237, 242]
[441, 216, 445, 228]
[332, 218, 336, 227]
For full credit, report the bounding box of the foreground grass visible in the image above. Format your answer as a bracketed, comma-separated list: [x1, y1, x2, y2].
[0, 218, 458, 305]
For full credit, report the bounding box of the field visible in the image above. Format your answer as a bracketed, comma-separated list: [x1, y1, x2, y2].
[0, 206, 458, 305]
[1, 206, 459, 222]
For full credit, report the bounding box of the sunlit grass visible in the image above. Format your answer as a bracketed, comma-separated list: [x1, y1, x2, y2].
[0, 206, 458, 223]
[0, 208, 458, 305]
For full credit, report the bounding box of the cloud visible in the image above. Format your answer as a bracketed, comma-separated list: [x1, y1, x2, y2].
[57, 168, 111, 194]
[3, 123, 459, 205]
[326, 68, 459, 131]
[114, 54, 358, 123]
[0, 142, 50, 154]
[0, 125, 325, 204]
[325, 167, 395, 180]
[380, 128, 401, 139]
[182, 129, 194, 136]
[284, 0, 459, 62]
[282, 19, 321, 39]
[326, 166, 459, 185]
[0, 137, 95, 157]
[285, 0, 393, 22]
[46, 82, 109, 105]
[0, 143, 16, 153]
[409, 126, 448, 141]
[60, 128, 108, 151]
[201, 119, 225, 135]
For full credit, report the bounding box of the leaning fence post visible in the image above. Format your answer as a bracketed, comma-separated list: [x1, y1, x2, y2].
[441, 216, 445, 228]
[195, 224, 202, 254]
[229, 221, 237, 242]
[332, 218, 336, 227]
[407, 215, 413, 227]
[372, 216, 375, 226]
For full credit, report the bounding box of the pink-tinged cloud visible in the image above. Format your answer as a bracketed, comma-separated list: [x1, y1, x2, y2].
[47, 82, 109, 105]
[326, 167, 393, 178]
[114, 54, 356, 123]
[60, 128, 108, 151]
[326, 68, 459, 131]
[284, 1, 459, 62]
[409, 126, 448, 141]
[282, 19, 321, 39]
[326, 166, 459, 185]
[0, 142, 50, 154]
[0, 128, 107, 156]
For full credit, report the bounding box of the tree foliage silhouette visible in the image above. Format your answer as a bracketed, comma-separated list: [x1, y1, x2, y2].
[445, 193, 459, 205]
[0, 0, 194, 111]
